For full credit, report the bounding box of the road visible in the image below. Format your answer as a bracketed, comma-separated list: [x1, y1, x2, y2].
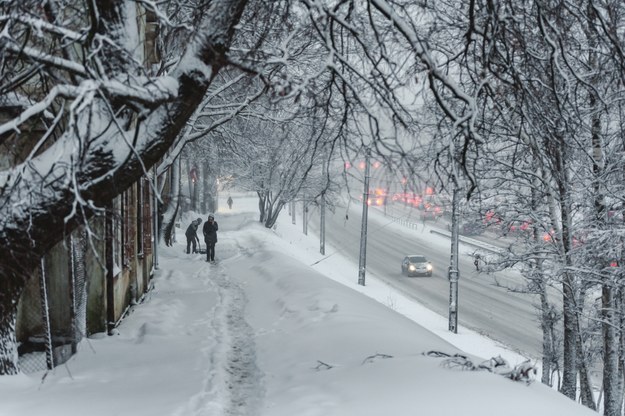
[307, 200, 544, 359]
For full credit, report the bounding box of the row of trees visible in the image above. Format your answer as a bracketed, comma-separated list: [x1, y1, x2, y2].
[1, 1, 625, 414]
[456, 3, 625, 413]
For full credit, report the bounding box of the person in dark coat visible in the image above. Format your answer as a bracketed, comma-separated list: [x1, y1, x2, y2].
[185, 218, 202, 254]
[203, 214, 219, 262]
[227, 196, 233, 209]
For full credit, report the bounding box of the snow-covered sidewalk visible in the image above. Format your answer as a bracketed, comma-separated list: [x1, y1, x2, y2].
[0, 195, 597, 416]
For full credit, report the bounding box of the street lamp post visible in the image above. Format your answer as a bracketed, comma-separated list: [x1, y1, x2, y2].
[448, 185, 460, 333]
[303, 193, 308, 235]
[152, 166, 159, 271]
[320, 156, 327, 255]
[358, 148, 371, 286]
[320, 195, 326, 255]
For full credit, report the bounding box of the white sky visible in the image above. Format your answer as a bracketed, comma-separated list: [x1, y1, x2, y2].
[0, 192, 598, 416]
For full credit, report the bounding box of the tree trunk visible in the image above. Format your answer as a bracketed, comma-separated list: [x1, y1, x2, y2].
[561, 272, 578, 399]
[539, 285, 556, 386]
[191, 164, 199, 212]
[551, 136, 578, 400]
[584, 5, 619, 410]
[618, 286, 625, 411]
[186, 159, 193, 211]
[602, 284, 620, 415]
[575, 284, 595, 410]
[0, 274, 23, 375]
[202, 161, 210, 215]
[257, 190, 268, 222]
[265, 198, 286, 229]
[529, 180, 558, 387]
[161, 158, 181, 246]
[577, 337, 596, 410]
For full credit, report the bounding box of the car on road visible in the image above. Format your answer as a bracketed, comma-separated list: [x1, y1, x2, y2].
[401, 255, 433, 277]
[420, 204, 444, 221]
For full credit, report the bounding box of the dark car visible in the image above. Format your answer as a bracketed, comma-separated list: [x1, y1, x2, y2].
[401, 255, 433, 277]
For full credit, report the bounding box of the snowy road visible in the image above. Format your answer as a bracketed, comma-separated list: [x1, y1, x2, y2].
[306, 202, 543, 359]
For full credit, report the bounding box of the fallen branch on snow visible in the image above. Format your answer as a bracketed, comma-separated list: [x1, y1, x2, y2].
[424, 350, 537, 384]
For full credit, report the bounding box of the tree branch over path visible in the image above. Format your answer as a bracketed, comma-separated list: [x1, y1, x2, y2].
[0, 0, 249, 374]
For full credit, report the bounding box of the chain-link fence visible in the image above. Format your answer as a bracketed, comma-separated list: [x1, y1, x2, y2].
[18, 232, 88, 374]
[17, 272, 48, 374]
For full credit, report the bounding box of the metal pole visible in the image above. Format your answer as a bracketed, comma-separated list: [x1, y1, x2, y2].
[292, 201, 296, 225]
[448, 185, 460, 333]
[39, 258, 54, 370]
[303, 194, 308, 235]
[68, 235, 77, 354]
[153, 167, 159, 270]
[358, 148, 371, 286]
[320, 192, 326, 255]
[105, 203, 115, 334]
[321, 156, 327, 254]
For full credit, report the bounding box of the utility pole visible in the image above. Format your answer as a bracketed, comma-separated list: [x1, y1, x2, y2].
[448, 185, 460, 333]
[303, 194, 308, 235]
[152, 166, 159, 271]
[320, 156, 327, 255]
[320, 192, 326, 255]
[358, 148, 371, 286]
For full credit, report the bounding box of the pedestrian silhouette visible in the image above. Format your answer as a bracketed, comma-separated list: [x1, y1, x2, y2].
[474, 255, 481, 271]
[185, 218, 202, 254]
[203, 214, 219, 262]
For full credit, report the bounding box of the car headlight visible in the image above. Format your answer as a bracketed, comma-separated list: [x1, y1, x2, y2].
[426, 264, 433, 271]
[408, 265, 416, 271]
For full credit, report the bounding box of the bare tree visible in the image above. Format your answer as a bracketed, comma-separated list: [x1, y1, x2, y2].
[5, 3, 622, 397]
[444, 0, 625, 410]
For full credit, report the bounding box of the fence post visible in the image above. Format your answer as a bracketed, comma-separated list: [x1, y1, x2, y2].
[39, 258, 54, 370]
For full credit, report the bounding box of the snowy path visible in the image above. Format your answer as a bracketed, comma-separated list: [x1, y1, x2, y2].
[173, 232, 264, 416]
[202, 265, 263, 415]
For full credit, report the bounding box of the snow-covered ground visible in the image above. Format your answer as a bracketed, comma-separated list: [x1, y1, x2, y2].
[0, 193, 597, 416]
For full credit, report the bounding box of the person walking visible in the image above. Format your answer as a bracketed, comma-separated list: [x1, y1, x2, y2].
[474, 254, 481, 271]
[203, 214, 219, 263]
[185, 218, 202, 254]
[227, 196, 233, 209]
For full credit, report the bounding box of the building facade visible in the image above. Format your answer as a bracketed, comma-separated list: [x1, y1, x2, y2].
[5, 3, 164, 373]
